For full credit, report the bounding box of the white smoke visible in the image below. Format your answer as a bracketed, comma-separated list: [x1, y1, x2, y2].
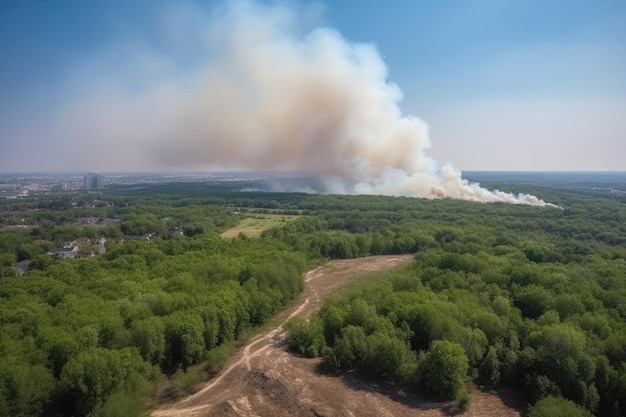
[55, 2, 554, 206]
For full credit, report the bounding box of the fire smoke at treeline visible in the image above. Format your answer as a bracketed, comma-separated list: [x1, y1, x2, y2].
[59, 2, 553, 207]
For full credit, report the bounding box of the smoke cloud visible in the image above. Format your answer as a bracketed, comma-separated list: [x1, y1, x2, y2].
[55, 2, 553, 206]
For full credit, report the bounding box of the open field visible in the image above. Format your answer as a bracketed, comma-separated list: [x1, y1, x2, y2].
[220, 214, 300, 238]
[152, 255, 525, 417]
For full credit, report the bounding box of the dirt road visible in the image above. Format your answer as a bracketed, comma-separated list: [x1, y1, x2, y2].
[152, 255, 524, 417]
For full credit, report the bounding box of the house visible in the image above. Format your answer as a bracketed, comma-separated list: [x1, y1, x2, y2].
[47, 246, 79, 259]
[14, 260, 31, 276]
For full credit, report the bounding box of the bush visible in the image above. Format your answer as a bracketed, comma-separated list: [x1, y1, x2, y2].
[205, 344, 232, 375]
[285, 317, 326, 357]
[418, 340, 469, 400]
[456, 389, 471, 410]
[169, 364, 207, 400]
[529, 396, 593, 417]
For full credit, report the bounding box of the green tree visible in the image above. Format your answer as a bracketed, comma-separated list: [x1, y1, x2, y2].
[529, 396, 593, 417]
[0, 358, 54, 417]
[164, 311, 206, 369]
[479, 346, 501, 387]
[331, 325, 368, 369]
[514, 285, 552, 319]
[131, 317, 165, 366]
[418, 340, 469, 400]
[36, 326, 80, 377]
[364, 331, 417, 381]
[0, 253, 15, 278]
[60, 347, 152, 416]
[285, 317, 326, 357]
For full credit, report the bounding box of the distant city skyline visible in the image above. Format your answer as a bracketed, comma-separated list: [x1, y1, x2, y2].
[0, 0, 624, 173]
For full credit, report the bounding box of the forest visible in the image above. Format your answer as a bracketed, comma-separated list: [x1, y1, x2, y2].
[1, 175, 625, 417]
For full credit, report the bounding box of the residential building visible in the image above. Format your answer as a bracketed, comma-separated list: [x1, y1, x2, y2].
[84, 173, 104, 190]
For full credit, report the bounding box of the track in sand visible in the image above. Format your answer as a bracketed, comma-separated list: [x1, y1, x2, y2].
[152, 255, 525, 417]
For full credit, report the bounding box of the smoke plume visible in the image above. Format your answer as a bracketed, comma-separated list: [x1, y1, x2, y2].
[57, 2, 553, 206]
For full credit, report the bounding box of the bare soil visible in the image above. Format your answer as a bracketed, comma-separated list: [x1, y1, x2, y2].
[152, 255, 526, 417]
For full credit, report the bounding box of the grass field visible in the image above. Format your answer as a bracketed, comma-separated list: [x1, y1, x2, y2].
[220, 214, 300, 238]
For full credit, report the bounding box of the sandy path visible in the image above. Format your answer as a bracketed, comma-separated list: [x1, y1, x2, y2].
[152, 255, 525, 417]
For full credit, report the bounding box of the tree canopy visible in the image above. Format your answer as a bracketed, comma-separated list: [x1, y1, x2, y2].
[2, 177, 626, 416]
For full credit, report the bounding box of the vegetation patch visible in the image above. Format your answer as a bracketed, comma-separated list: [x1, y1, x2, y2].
[220, 214, 300, 238]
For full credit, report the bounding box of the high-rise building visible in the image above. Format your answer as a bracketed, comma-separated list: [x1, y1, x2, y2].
[84, 173, 104, 190]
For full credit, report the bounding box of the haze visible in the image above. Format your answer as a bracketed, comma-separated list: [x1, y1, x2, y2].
[0, 1, 624, 203]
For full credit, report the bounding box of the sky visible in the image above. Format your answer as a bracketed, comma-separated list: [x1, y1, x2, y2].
[0, 0, 625, 173]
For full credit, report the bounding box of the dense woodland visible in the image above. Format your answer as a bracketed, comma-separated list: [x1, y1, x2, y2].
[1, 177, 625, 416]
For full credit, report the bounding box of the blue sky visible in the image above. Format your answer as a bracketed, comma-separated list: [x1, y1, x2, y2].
[1, 0, 625, 172]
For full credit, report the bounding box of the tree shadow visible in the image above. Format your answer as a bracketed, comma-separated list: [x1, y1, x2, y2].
[314, 364, 463, 416]
[479, 384, 528, 414]
[313, 363, 527, 417]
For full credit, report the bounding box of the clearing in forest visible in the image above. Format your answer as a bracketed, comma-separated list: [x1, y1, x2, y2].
[153, 255, 525, 417]
[220, 214, 300, 238]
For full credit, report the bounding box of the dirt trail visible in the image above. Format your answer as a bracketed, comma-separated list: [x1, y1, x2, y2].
[152, 255, 525, 417]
